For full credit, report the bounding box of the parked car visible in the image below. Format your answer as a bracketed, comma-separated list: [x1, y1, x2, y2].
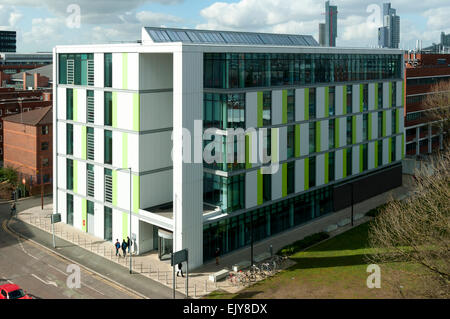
[0, 284, 32, 299]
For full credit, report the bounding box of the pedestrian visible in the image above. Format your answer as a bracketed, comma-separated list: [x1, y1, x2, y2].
[177, 262, 184, 277]
[215, 248, 220, 266]
[115, 239, 121, 257]
[122, 239, 127, 257]
[127, 236, 132, 254]
[10, 202, 16, 216]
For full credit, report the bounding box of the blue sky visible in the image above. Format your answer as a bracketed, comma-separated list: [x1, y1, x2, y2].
[0, 0, 449, 52]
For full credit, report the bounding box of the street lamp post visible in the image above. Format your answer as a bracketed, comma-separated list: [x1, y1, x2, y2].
[117, 167, 132, 274]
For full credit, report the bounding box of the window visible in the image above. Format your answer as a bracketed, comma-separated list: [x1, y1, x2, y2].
[41, 142, 49, 151]
[329, 86, 335, 116]
[309, 88, 316, 119]
[363, 114, 368, 141]
[67, 158, 73, 190]
[66, 124, 73, 155]
[392, 109, 397, 134]
[287, 125, 295, 158]
[66, 88, 73, 120]
[362, 144, 368, 171]
[67, 194, 74, 226]
[391, 82, 396, 107]
[287, 161, 295, 195]
[87, 127, 94, 161]
[309, 123, 316, 154]
[328, 152, 335, 182]
[362, 84, 369, 111]
[346, 86, 352, 114]
[104, 130, 112, 164]
[263, 173, 271, 202]
[309, 156, 316, 188]
[104, 207, 112, 241]
[391, 138, 396, 162]
[203, 93, 245, 130]
[346, 117, 352, 145]
[41, 126, 49, 135]
[378, 141, 383, 167]
[104, 168, 113, 203]
[287, 90, 295, 122]
[58, 53, 94, 86]
[42, 158, 49, 167]
[87, 90, 94, 123]
[104, 92, 112, 126]
[346, 147, 352, 176]
[263, 91, 272, 126]
[378, 112, 383, 138]
[329, 119, 335, 149]
[104, 53, 112, 88]
[203, 173, 245, 213]
[87, 164, 94, 197]
[377, 83, 383, 109]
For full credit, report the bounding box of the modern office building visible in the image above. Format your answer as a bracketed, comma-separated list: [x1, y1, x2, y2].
[423, 32, 450, 54]
[321, 1, 337, 47]
[404, 52, 449, 156]
[0, 31, 16, 53]
[53, 27, 405, 269]
[378, 3, 400, 49]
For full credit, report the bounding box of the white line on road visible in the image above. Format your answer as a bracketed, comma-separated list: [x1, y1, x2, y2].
[31, 274, 58, 287]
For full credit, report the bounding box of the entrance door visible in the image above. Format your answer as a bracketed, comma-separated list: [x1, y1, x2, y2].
[157, 229, 173, 261]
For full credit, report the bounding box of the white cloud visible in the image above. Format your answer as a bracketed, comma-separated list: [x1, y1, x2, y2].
[0, 5, 22, 28]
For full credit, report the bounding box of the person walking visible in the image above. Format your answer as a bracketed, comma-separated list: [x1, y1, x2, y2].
[127, 236, 132, 254]
[177, 262, 184, 277]
[10, 202, 16, 217]
[122, 239, 127, 257]
[215, 248, 220, 266]
[115, 239, 121, 257]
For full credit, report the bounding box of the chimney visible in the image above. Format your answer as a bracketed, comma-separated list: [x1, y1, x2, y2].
[22, 72, 27, 90]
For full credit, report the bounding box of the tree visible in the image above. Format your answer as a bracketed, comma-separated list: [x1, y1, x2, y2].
[0, 167, 18, 186]
[367, 150, 450, 298]
[422, 80, 450, 147]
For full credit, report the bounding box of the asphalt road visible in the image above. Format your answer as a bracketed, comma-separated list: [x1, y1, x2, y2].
[0, 196, 140, 299]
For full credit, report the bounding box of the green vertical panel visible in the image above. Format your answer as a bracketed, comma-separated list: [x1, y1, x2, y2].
[82, 199, 87, 232]
[304, 158, 309, 190]
[133, 93, 140, 131]
[368, 113, 372, 140]
[374, 141, 379, 168]
[316, 121, 321, 152]
[272, 128, 278, 163]
[389, 82, 392, 108]
[73, 160, 78, 193]
[81, 126, 86, 160]
[396, 109, 400, 134]
[325, 87, 329, 117]
[342, 149, 347, 178]
[112, 170, 117, 206]
[342, 85, 347, 115]
[382, 111, 387, 136]
[122, 133, 128, 168]
[122, 213, 128, 240]
[295, 124, 300, 157]
[246, 134, 252, 169]
[282, 90, 287, 124]
[112, 92, 118, 128]
[257, 92, 263, 127]
[304, 88, 309, 120]
[360, 146, 363, 173]
[360, 84, 363, 112]
[388, 137, 392, 163]
[324, 153, 329, 184]
[133, 175, 139, 214]
[282, 163, 287, 197]
[374, 83, 378, 110]
[122, 53, 128, 90]
[257, 169, 263, 205]
[73, 88, 78, 122]
[335, 118, 340, 148]
[352, 116, 357, 144]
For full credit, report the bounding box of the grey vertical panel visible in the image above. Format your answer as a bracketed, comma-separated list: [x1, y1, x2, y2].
[321, 120, 328, 152]
[246, 170, 257, 209]
[295, 88, 305, 121]
[300, 123, 309, 156]
[383, 138, 389, 164]
[368, 83, 375, 110]
[352, 145, 360, 175]
[398, 108, 404, 132]
[335, 85, 343, 116]
[372, 112, 378, 140]
[383, 82, 389, 108]
[316, 86, 325, 118]
[246, 92, 258, 129]
[368, 141, 375, 169]
[352, 84, 360, 113]
[316, 154, 325, 186]
[386, 109, 392, 136]
[295, 159, 305, 193]
[335, 149, 343, 180]
[339, 117, 346, 147]
[272, 90, 282, 125]
[396, 135, 402, 161]
[356, 114, 363, 143]
[396, 81, 403, 107]
[279, 126, 287, 162]
[271, 167, 282, 201]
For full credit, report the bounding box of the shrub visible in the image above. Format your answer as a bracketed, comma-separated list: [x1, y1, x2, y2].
[0, 167, 18, 186]
[277, 232, 330, 256]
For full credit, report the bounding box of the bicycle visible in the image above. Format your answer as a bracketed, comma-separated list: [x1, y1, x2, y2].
[259, 262, 273, 276]
[250, 264, 266, 279]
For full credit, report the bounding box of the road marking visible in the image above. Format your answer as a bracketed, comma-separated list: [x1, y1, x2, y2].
[31, 274, 58, 287]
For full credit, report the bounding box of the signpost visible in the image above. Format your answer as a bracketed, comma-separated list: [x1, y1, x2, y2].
[51, 213, 61, 248]
[171, 249, 189, 299]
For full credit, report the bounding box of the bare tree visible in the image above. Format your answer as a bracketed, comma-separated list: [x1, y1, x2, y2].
[367, 150, 450, 298]
[422, 80, 450, 147]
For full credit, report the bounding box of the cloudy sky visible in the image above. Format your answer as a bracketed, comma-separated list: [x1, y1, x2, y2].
[0, 0, 449, 52]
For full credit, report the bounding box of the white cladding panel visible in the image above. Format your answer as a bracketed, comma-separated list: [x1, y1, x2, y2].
[316, 87, 325, 118]
[335, 149, 343, 180]
[57, 87, 66, 120]
[94, 202, 104, 239]
[57, 156, 67, 190]
[246, 92, 257, 129]
[73, 124, 82, 159]
[77, 161, 86, 197]
[139, 131, 172, 172]
[316, 154, 325, 186]
[140, 92, 173, 131]
[58, 191, 67, 223]
[295, 89, 305, 121]
[73, 195, 83, 231]
[295, 159, 305, 193]
[300, 123, 309, 156]
[57, 122, 66, 155]
[271, 167, 282, 201]
[272, 90, 282, 125]
[140, 170, 173, 209]
[94, 165, 104, 203]
[94, 53, 104, 88]
[352, 145, 360, 175]
[94, 90, 104, 126]
[139, 53, 173, 90]
[335, 85, 343, 116]
[76, 88, 86, 124]
[245, 170, 257, 209]
[368, 83, 375, 110]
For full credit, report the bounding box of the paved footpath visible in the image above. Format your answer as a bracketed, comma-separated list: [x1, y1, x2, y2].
[11, 175, 414, 298]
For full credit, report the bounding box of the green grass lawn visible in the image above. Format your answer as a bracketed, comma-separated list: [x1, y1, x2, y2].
[205, 221, 422, 299]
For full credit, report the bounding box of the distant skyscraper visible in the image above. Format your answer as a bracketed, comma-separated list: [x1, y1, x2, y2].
[378, 3, 400, 48]
[319, 23, 326, 46]
[0, 31, 16, 52]
[325, 1, 337, 47]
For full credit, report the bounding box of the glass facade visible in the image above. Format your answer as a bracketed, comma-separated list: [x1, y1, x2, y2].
[104, 130, 112, 165]
[263, 91, 272, 126]
[59, 53, 94, 86]
[66, 124, 73, 155]
[67, 159, 73, 190]
[104, 53, 112, 88]
[287, 90, 295, 122]
[104, 92, 112, 126]
[204, 93, 245, 130]
[287, 125, 295, 159]
[67, 194, 74, 226]
[66, 88, 73, 120]
[204, 53, 402, 89]
[203, 186, 333, 261]
[104, 207, 112, 241]
[204, 173, 245, 213]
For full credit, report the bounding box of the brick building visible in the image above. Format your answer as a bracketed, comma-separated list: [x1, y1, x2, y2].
[3, 106, 53, 195]
[0, 88, 52, 163]
[404, 52, 449, 156]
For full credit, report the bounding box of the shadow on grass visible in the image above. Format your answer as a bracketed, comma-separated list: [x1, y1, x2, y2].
[289, 253, 373, 270]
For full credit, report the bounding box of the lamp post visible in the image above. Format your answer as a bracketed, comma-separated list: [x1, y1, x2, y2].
[117, 167, 132, 274]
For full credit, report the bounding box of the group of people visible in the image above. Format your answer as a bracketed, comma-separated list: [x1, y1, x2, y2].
[114, 236, 132, 257]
